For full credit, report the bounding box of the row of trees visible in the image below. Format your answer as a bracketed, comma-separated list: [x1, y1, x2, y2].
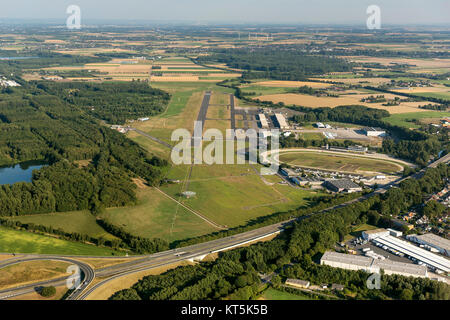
[196, 48, 353, 81]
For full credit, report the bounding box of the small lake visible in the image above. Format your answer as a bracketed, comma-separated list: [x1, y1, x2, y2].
[0, 161, 47, 185]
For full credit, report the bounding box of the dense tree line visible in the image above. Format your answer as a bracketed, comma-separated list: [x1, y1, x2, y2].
[0, 217, 123, 252]
[196, 48, 353, 80]
[110, 165, 450, 300]
[97, 219, 169, 254]
[37, 81, 170, 124]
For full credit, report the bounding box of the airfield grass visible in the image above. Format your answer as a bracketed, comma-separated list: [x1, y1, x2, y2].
[127, 131, 172, 160]
[383, 111, 450, 128]
[0, 226, 120, 256]
[7, 211, 118, 241]
[98, 187, 217, 243]
[279, 152, 402, 174]
[160, 170, 318, 228]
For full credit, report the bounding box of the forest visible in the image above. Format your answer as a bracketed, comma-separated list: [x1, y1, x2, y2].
[196, 47, 353, 80]
[0, 82, 169, 217]
[38, 81, 170, 124]
[110, 164, 450, 300]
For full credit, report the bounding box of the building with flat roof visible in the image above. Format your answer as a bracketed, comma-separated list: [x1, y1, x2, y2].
[285, 279, 310, 289]
[274, 113, 289, 130]
[407, 234, 450, 257]
[372, 235, 450, 273]
[362, 228, 390, 241]
[258, 114, 269, 129]
[324, 179, 362, 193]
[363, 127, 386, 137]
[320, 251, 428, 278]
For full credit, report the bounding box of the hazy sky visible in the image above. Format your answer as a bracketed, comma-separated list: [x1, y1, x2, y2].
[0, 0, 449, 25]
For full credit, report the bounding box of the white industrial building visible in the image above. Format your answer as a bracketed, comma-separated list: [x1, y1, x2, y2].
[321, 251, 428, 278]
[258, 114, 269, 129]
[406, 234, 450, 257]
[362, 229, 390, 241]
[371, 234, 450, 274]
[274, 113, 289, 130]
[363, 127, 386, 137]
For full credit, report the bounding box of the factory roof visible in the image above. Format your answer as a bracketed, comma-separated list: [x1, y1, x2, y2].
[415, 234, 450, 252]
[374, 259, 428, 277]
[326, 179, 361, 190]
[321, 251, 373, 268]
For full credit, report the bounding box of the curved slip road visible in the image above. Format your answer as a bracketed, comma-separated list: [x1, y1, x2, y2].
[0, 256, 95, 300]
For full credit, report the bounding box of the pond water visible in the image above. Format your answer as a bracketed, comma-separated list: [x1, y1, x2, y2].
[0, 161, 47, 185]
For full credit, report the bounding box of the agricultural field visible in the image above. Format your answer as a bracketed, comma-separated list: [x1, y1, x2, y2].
[252, 92, 435, 114]
[7, 211, 118, 241]
[0, 227, 121, 256]
[278, 151, 404, 175]
[383, 111, 450, 128]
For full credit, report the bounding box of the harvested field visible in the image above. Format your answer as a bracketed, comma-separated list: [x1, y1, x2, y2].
[254, 93, 432, 114]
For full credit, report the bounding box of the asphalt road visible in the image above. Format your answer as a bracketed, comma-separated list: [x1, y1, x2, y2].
[0, 257, 95, 300]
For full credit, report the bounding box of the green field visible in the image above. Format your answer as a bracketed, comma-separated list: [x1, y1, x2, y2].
[279, 151, 403, 174]
[162, 90, 196, 118]
[160, 164, 320, 227]
[99, 187, 217, 243]
[383, 111, 450, 128]
[261, 288, 313, 300]
[413, 92, 450, 101]
[7, 211, 117, 241]
[240, 85, 290, 96]
[0, 227, 121, 256]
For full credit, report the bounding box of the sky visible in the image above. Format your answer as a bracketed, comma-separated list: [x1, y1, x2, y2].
[0, 0, 449, 25]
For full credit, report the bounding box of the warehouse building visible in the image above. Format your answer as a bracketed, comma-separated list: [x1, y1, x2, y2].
[372, 235, 450, 273]
[320, 251, 428, 278]
[274, 113, 289, 130]
[406, 234, 450, 257]
[258, 114, 269, 129]
[362, 229, 390, 241]
[324, 179, 362, 193]
[363, 127, 386, 137]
